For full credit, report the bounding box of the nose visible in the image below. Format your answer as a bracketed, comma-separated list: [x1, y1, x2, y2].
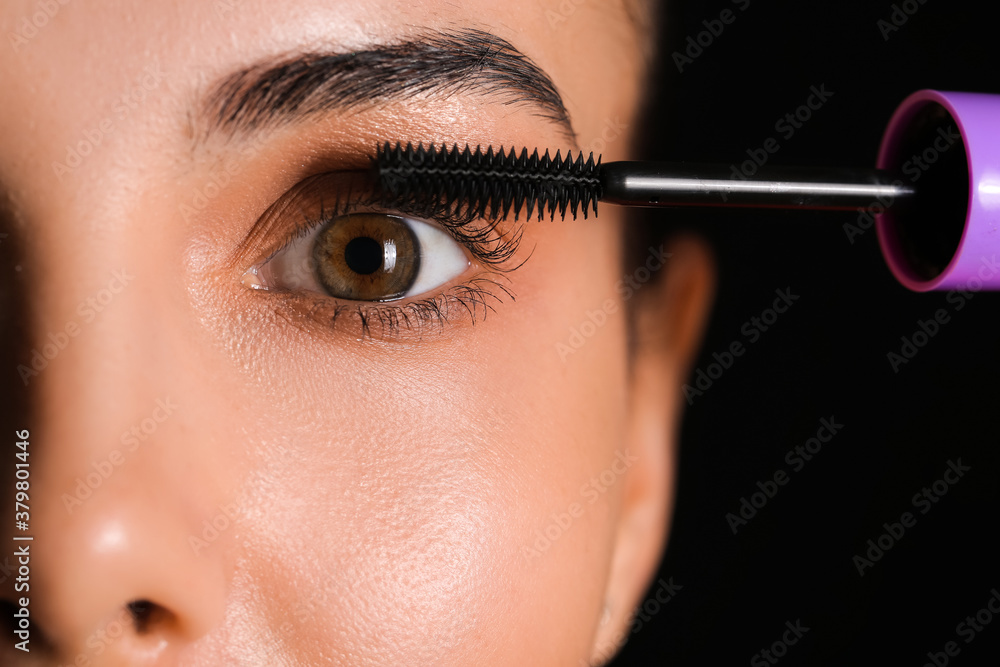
[34, 466, 232, 664]
[15, 264, 239, 664]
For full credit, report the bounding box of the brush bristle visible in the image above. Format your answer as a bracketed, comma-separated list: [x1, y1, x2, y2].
[375, 142, 602, 222]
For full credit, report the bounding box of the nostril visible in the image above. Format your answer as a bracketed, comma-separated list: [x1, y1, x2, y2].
[127, 599, 153, 633]
[127, 599, 174, 635]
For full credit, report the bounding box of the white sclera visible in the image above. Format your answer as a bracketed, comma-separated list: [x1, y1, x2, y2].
[404, 217, 469, 296]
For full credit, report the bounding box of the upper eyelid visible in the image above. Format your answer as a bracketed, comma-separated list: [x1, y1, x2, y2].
[225, 169, 374, 271]
[230, 169, 528, 275]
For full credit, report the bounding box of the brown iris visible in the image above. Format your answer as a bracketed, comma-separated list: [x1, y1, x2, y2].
[312, 213, 420, 301]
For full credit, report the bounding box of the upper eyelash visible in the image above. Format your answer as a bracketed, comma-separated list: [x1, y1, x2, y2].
[265, 170, 528, 272]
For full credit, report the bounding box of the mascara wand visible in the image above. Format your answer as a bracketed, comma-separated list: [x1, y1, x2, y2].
[376, 141, 913, 217]
[374, 90, 1000, 293]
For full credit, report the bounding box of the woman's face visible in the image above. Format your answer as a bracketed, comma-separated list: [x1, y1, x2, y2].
[0, 1, 712, 664]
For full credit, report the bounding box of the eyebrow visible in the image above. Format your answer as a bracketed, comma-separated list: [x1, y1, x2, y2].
[201, 28, 576, 144]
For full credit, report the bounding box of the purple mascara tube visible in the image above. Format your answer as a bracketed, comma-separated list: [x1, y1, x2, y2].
[877, 89, 1000, 291]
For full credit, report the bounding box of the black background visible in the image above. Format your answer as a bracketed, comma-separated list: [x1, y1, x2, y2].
[612, 1, 1000, 666]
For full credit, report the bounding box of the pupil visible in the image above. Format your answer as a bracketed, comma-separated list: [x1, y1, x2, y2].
[344, 236, 383, 275]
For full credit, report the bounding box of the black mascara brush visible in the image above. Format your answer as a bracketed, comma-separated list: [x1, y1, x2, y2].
[372, 141, 915, 222]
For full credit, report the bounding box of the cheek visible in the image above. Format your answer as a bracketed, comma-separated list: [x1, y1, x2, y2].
[194, 212, 629, 662]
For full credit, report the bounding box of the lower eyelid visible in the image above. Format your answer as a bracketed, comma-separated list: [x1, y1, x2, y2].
[253, 269, 514, 340]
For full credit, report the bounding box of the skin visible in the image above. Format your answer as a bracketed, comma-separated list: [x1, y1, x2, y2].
[0, 1, 714, 665]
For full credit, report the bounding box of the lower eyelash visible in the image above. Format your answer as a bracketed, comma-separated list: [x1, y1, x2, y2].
[304, 272, 514, 339]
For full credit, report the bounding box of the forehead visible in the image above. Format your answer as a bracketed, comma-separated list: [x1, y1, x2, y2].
[0, 0, 637, 117]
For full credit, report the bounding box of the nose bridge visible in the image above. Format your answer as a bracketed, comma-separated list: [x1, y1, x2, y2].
[25, 202, 159, 427]
[31, 223, 178, 490]
[27, 266, 139, 407]
[25, 176, 195, 458]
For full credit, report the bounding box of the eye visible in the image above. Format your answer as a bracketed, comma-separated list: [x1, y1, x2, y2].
[253, 212, 471, 302]
[235, 169, 524, 338]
